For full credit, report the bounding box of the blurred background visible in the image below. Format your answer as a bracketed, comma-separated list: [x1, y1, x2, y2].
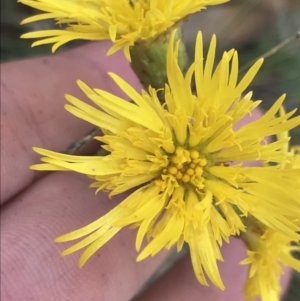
[1, 0, 299, 300]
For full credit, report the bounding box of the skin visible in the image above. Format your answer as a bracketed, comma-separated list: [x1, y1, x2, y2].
[0, 41, 291, 301]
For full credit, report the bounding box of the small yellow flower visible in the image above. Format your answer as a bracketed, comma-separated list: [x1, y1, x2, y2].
[31, 31, 300, 289]
[241, 142, 300, 301]
[19, 0, 228, 60]
[241, 219, 300, 301]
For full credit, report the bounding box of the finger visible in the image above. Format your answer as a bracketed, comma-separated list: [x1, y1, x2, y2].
[1, 172, 169, 301]
[1, 42, 141, 204]
[133, 239, 292, 301]
[132, 238, 247, 301]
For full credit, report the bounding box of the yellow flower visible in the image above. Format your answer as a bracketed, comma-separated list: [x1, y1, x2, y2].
[241, 143, 300, 301]
[19, 0, 228, 60]
[241, 218, 300, 301]
[31, 31, 300, 289]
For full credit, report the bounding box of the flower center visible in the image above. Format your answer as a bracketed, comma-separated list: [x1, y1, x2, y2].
[163, 147, 207, 190]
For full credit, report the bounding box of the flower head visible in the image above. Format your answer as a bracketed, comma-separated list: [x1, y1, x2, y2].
[31, 31, 300, 289]
[19, 0, 228, 60]
[241, 140, 300, 301]
[241, 218, 300, 301]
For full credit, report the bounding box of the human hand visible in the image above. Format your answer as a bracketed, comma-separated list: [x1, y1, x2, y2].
[0, 42, 292, 301]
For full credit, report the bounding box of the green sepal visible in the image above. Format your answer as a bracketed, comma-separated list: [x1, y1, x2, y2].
[130, 25, 188, 90]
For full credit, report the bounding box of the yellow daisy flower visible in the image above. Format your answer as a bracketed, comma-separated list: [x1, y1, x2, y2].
[19, 0, 228, 60]
[241, 217, 300, 301]
[31, 31, 300, 289]
[241, 140, 300, 301]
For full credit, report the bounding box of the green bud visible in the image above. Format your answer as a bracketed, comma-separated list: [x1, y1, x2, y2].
[130, 25, 188, 90]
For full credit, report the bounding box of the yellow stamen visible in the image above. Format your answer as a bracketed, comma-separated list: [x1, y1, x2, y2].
[182, 174, 191, 183]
